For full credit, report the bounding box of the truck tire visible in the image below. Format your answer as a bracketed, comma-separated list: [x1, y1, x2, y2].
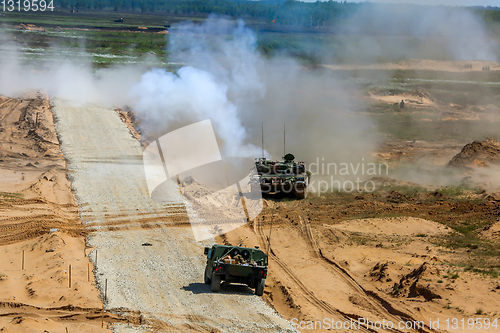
[204, 266, 211, 284]
[211, 272, 221, 292]
[295, 187, 307, 199]
[255, 278, 265, 296]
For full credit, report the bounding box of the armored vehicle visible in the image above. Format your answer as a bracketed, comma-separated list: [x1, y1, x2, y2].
[204, 244, 268, 296]
[249, 153, 309, 199]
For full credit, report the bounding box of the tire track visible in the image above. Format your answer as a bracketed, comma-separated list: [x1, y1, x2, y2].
[253, 218, 381, 333]
[53, 99, 295, 333]
[298, 214, 437, 332]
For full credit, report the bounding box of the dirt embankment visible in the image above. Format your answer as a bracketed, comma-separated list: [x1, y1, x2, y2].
[447, 137, 500, 168]
[0, 96, 84, 244]
[0, 96, 114, 332]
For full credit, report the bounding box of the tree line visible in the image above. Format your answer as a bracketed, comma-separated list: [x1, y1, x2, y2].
[55, 0, 500, 29]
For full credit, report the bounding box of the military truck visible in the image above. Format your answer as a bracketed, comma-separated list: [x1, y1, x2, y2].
[203, 244, 268, 296]
[249, 153, 309, 199]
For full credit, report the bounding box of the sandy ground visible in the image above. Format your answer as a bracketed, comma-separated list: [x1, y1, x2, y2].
[219, 201, 500, 333]
[0, 95, 113, 332]
[0, 233, 118, 333]
[324, 59, 500, 72]
[2, 56, 500, 333]
[0, 96, 84, 245]
[368, 90, 435, 108]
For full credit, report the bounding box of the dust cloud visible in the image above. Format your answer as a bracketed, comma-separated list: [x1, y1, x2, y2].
[0, 33, 144, 105]
[329, 4, 498, 63]
[1, 5, 499, 191]
[131, 17, 380, 182]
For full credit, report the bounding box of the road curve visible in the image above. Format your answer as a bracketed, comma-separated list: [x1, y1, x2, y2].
[52, 100, 296, 333]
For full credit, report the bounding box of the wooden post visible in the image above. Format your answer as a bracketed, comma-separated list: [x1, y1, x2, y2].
[22, 250, 24, 270]
[69, 265, 72, 288]
[101, 305, 104, 328]
[105, 279, 107, 302]
[87, 263, 90, 282]
[65, 327, 69, 333]
[95, 249, 97, 266]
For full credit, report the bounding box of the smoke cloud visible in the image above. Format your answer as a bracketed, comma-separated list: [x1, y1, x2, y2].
[2, 6, 498, 191]
[0, 33, 145, 105]
[330, 5, 498, 63]
[131, 16, 379, 179]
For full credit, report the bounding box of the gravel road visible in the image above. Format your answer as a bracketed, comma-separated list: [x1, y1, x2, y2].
[52, 100, 296, 332]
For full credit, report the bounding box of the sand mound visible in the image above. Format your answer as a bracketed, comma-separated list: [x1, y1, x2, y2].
[369, 88, 436, 106]
[392, 262, 442, 301]
[386, 190, 410, 203]
[369, 261, 403, 283]
[447, 137, 500, 168]
[479, 221, 500, 241]
[330, 217, 449, 237]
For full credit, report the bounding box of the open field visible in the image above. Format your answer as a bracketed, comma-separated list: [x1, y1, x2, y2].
[1, 6, 500, 333]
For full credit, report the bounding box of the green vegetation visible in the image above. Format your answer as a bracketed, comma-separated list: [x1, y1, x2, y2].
[436, 187, 464, 198]
[392, 283, 401, 294]
[382, 184, 428, 197]
[6, 0, 496, 31]
[4, 3, 500, 67]
[0, 192, 24, 199]
[464, 265, 499, 278]
[42, 0, 362, 27]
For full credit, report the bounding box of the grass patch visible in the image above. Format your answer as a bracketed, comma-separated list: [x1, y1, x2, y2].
[381, 184, 428, 197]
[476, 308, 484, 315]
[0, 192, 24, 199]
[464, 266, 500, 278]
[435, 186, 464, 198]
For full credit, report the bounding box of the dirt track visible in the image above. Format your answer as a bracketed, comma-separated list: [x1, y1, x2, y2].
[51, 100, 295, 332]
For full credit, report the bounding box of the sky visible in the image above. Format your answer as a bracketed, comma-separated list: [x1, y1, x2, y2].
[348, 0, 500, 6]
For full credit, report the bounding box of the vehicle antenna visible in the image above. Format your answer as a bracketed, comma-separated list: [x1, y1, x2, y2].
[262, 122, 264, 158]
[267, 214, 273, 258]
[283, 123, 286, 158]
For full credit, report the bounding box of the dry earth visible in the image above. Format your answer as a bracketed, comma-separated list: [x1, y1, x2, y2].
[324, 59, 500, 72]
[0, 95, 113, 332]
[2, 58, 500, 333]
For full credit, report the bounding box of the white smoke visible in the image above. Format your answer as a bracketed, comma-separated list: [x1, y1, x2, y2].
[130, 16, 379, 171]
[331, 5, 498, 63]
[130, 66, 257, 157]
[130, 17, 267, 158]
[0, 33, 145, 105]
